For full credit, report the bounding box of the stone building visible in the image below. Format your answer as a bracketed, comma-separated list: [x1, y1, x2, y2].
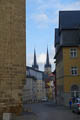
[23, 67, 37, 103]
[0, 0, 26, 113]
[54, 11, 80, 106]
[32, 50, 46, 101]
[23, 50, 46, 103]
[23, 66, 46, 103]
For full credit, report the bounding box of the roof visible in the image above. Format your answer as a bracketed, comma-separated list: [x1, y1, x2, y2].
[45, 48, 51, 68]
[49, 73, 55, 77]
[26, 66, 44, 73]
[27, 66, 44, 80]
[55, 28, 60, 47]
[32, 49, 39, 70]
[54, 11, 80, 58]
[59, 11, 80, 30]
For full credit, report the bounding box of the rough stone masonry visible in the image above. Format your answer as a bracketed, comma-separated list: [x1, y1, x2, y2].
[0, 0, 26, 114]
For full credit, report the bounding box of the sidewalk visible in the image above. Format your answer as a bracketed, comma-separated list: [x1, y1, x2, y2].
[0, 112, 37, 120]
[44, 101, 71, 110]
[12, 113, 38, 120]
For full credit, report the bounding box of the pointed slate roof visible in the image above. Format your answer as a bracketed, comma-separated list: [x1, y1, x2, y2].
[45, 48, 51, 68]
[32, 49, 39, 70]
[59, 11, 80, 30]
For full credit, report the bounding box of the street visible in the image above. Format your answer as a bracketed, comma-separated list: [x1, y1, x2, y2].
[21, 102, 80, 120]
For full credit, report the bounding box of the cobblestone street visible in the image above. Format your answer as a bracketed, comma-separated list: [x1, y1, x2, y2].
[12, 102, 80, 120]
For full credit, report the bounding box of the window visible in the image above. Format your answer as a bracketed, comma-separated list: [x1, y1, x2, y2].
[71, 91, 79, 98]
[70, 48, 77, 58]
[71, 67, 78, 75]
[71, 85, 79, 98]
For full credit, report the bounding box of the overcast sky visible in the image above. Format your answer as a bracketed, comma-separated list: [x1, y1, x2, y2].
[26, 0, 80, 71]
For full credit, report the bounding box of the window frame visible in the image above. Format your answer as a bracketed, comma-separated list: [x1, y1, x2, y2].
[71, 66, 78, 76]
[70, 48, 77, 58]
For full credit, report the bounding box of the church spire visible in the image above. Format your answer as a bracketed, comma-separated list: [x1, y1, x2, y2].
[32, 49, 39, 70]
[45, 47, 51, 69]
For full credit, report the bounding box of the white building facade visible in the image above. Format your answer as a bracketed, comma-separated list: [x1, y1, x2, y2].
[23, 66, 46, 103]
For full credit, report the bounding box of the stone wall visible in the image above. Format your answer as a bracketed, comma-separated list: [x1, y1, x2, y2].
[0, 0, 26, 113]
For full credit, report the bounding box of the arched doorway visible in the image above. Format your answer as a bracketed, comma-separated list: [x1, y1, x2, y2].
[71, 85, 79, 98]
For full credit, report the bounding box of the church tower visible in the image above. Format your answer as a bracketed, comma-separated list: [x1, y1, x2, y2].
[32, 49, 39, 70]
[44, 48, 51, 74]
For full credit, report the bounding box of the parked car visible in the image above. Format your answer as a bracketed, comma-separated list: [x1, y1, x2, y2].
[41, 97, 48, 102]
[72, 98, 80, 114]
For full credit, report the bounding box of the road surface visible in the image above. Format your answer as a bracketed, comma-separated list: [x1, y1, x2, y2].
[14, 102, 80, 120]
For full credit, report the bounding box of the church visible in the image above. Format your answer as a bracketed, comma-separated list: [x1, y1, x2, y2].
[23, 48, 55, 103]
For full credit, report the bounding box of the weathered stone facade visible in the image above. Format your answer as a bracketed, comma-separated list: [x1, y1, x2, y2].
[0, 0, 26, 113]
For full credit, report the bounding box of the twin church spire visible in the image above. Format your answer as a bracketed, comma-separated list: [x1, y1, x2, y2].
[32, 48, 51, 71]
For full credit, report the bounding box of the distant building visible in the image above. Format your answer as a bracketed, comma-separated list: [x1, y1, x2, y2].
[45, 73, 55, 100]
[24, 48, 54, 102]
[54, 11, 80, 106]
[23, 50, 46, 103]
[52, 71, 56, 101]
[32, 49, 39, 70]
[44, 48, 51, 74]
[44, 48, 55, 100]
[23, 66, 37, 103]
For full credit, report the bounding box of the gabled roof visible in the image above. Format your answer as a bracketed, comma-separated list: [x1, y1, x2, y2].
[59, 11, 80, 30]
[27, 66, 44, 73]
